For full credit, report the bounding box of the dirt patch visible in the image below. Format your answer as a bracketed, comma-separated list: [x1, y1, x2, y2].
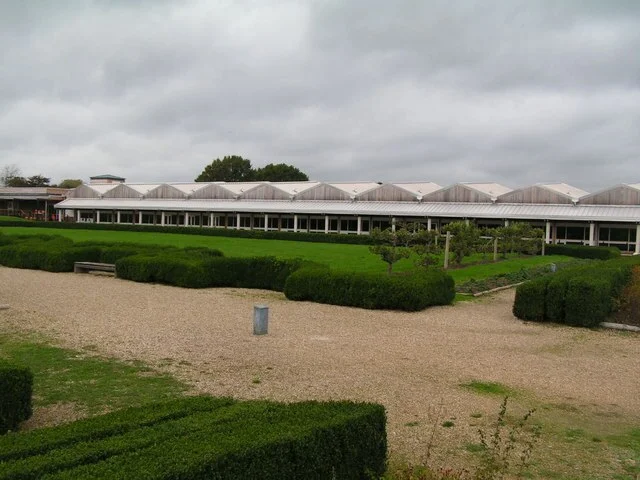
[20, 402, 89, 430]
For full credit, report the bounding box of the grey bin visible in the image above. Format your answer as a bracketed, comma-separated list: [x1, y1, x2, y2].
[253, 305, 269, 335]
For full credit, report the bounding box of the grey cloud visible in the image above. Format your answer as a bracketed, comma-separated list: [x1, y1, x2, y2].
[1, 0, 639, 190]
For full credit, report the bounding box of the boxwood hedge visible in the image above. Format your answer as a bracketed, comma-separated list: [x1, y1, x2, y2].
[512, 259, 634, 327]
[545, 244, 620, 260]
[0, 396, 386, 480]
[0, 361, 33, 435]
[284, 268, 455, 311]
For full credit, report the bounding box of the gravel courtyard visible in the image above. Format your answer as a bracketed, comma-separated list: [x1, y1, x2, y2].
[1, 266, 639, 468]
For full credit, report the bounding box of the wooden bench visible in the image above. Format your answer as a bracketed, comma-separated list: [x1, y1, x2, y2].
[73, 262, 116, 275]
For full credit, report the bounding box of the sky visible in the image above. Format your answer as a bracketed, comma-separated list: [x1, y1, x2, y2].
[1, 1, 639, 191]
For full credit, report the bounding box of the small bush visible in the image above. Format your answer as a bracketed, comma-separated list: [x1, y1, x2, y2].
[513, 278, 549, 321]
[544, 276, 567, 322]
[0, 362, 33, 435]
[284, 269, 455, 311]
[564, 277, 612, 327]
[545, 244, 620, 260]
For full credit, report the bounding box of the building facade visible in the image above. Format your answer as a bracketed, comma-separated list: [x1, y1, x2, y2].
[55, 181, 640, 254]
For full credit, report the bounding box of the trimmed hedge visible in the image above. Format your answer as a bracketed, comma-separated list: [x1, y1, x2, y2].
[513, 259, 634, 327]
[0, 362, 33, 435]
[545, 244, 620, 260]
[284, 268, 455, 311]
[0, 220, 377, 245]
[0, 396, 386, 480]
[116, 254, 309, 291]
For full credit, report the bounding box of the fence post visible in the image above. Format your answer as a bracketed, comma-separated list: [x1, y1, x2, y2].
[541, 235, 546, 256]
[493, 237, 498, 262]
[444, 231, 451, 269]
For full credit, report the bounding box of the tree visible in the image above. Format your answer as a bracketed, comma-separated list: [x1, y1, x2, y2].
[195, 156, 310, 182]
[6, 176, 28, 187]
[57, 179, 83, 189]
[25, 175, 50, 187]
[445, 221, 481, 266]
[488, 222, 543, 258]
[369, 227, 412, 274]
[195, 156, 254, 182]
[253, 163, 309, 182]
[0, 164, 21, 186]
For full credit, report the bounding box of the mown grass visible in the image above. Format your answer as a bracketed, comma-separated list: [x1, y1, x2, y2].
[0, 333, 187, 415]
[0, 216, 28, 222]
[0, 226, 571, 276]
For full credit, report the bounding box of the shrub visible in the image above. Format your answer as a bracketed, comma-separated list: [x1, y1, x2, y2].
[0, 396, 386, 480]
[0, 362, 33, 435]
[0, 220, 377, 245]
[512, 278, 549, 321]
[564, 277, 612, 327]
[284, 268, 455, 311]
[545, 244, 620, 260]
[544, 276, 567, 322]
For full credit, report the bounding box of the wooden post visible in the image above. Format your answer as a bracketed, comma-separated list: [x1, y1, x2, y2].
[541, 235, 546, 256]
[444, 231, 451, 269]
[493, 237, 498, 262]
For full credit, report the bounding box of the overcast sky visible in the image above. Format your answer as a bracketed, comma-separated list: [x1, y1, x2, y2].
[1, 1, 639, 190]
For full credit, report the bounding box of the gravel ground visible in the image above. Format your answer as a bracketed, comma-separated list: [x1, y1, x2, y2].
[1, 266, 639, 466]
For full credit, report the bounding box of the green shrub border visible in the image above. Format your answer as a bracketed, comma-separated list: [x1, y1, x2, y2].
[0, 362, 33, 435]
[0, 396, 387, 480]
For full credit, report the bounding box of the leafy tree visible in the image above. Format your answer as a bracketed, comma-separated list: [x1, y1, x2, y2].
[195, 155, 254, 182]
[26, 175, 51, 187]
[57, 179, 83, 189]
[489, 222, 543, 257]
[6, 176, 29, 187]
[253, 163, 309, 182]
[410, 226, 442, 268]
[445, 221, 481, 265]
[369, 227, 412, 274]
[0, 164, 21, 186]
[195, 156, 310, 182]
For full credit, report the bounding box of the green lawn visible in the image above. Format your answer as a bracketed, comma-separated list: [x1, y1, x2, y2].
[0, 216, 28, 222]
[0, 226, 571, 276]
[0, 333, 187, 415]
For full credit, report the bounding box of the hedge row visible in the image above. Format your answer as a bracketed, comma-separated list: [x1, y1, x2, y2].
[545, 244, 620, 260]
[116, 254, 308, 290]
[0, 234, 223, 273]
[0, 220, 377, 245]
[513, 260, 634, 327]
[0, 361, 33, 435]
[284, 268, 455, 311]
[0, 396, 386, 480]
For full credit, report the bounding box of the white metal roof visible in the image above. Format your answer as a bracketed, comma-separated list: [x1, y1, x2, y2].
[125, 184, 162, 195]
[328, 182, 381, 196]
[539, 183, 589, 200]
[391, 182, 442, 197]
[461, 183, 513, 198]
[86, 184, 119, 194]
[217, 182, 264, 195]
[266, 182, 321, 195]
[55, 198, 640, 223]
[169, 183, 208, 195]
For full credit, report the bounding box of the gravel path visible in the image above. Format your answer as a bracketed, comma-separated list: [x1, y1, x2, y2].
[1, 266, 639, 465]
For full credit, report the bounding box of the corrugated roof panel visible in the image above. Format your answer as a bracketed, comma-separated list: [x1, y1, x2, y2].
[328, 182, 381, 196]
[87, 184, 119, 194]
[54, 198, 640, 222]
[169, 183, 208, 195]
[269, 182, 321, 195]
[462, 183, 512, 197]
[218, 182, 264, 195]
[126, 184, 161, 195]
[541, 183, 589, 200]
[391, 182, 441, 197]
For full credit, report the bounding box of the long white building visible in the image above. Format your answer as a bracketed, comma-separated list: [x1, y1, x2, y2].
[55, 179, 640, 254]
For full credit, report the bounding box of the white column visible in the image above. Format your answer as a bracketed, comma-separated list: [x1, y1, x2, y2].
[545, 221, 551, 244]
[504, 219, 510, 227]
[76, 210, 81, 222]
[116, 211, 121, 224]
[465, 219, 470, 226]
[96, 211, 101, 224]
[184, 213, 189, 227]
[357, 216, 362, 235]
[635, 225, 640, 255]
[427, 218, 432, 231]
[209, 213, 214, 228]
[58, 210, 63, 222]
[161, 212, 165, 226]
[589, 223, 596, 246]
[324, 215, 329, 234]
[138, 211, 143, 224]
[391, 217, 396, 232]
[236, 213, 241, 230]
[293, 214, 298, 233]
[264, 214, 268, 232]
